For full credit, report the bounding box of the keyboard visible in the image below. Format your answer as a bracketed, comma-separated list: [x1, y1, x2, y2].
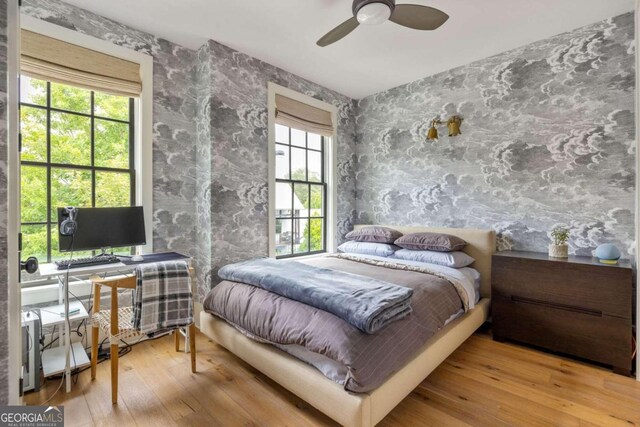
[55, 255, 121, 270]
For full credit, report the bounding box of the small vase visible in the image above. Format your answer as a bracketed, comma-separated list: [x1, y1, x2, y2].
[549, 244, 568, 258]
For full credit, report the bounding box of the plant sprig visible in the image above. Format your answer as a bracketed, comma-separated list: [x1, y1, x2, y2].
[550, 226, 569, 246]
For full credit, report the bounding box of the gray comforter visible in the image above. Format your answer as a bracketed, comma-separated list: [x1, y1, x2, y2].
[204, 256, 465, 393]
[218, 257, 413, 334]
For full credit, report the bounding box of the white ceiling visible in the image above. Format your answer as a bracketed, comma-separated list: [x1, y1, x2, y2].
[60, 0, 634, 99]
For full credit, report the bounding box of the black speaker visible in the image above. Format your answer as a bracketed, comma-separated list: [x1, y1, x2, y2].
[20, 257, 39, 274]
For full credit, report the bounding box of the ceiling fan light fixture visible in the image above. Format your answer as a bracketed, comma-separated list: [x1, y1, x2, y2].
[317, 0, 447, 47]
[356, 2, 392, 25]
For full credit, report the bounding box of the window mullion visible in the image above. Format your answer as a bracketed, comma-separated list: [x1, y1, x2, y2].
[305, 132, 308, 181]
[20, 102, 130, 124]
[321, 136, 325, 183]
[91, 91, 96, 208]
[322, 137, 326, 251]
[287, 127, 291, 255]
[45, 82, 52, 263]
[129, 98, 135, 207]
[307, 182, 311, 254]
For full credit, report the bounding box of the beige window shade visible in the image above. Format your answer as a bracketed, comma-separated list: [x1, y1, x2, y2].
[21, 30, 142, 97]
[275, 94, 334, 137]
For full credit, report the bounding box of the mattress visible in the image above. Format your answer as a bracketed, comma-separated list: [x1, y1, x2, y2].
[203, 255, 479, 392]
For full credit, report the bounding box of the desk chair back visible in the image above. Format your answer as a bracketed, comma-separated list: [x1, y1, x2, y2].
[90, 267, 196, 404]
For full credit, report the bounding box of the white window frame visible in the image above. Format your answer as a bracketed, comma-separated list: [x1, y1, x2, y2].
[267, 82, 338, 257]
[8, 0, 21, 404]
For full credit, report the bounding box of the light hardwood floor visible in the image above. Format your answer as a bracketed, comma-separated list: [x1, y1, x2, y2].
[24, 327, 640, 426]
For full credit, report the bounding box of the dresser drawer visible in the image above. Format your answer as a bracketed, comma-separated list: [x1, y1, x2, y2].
[493, 296, 632, 370]
[492, 256, 632, 318]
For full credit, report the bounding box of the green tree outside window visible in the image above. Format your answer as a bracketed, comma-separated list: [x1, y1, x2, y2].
[20, 77, 135, 264]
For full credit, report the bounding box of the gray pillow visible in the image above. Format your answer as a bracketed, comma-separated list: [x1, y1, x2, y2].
[345, 226, 403, 244]
[394, 232, 467, 252]
[393, 249, 474, 268]
[337, 241, 399, 257]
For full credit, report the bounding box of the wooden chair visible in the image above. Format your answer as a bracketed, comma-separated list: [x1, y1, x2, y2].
[90, 273, 196, 404]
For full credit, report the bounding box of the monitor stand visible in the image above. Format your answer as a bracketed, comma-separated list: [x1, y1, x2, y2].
[95, 248, 113, 258]
[106, 249, 144, 263]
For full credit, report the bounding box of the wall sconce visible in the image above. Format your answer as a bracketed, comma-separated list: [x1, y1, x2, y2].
[426, 116, 464, 141]
[426, 119, 441, 141]
[447, 116, 463, 137]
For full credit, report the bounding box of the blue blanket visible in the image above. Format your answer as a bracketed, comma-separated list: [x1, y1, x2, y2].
[218, 258, 413, 334]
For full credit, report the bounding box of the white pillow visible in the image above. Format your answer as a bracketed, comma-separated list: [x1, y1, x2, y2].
[337, 241, 399, 257]
[393, 249, 474, 268]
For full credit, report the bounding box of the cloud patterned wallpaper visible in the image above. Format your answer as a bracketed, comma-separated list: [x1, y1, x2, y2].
[21, 0, 358, 300]
[22, 0, 199, 262]
[0, 0, 9, 405]
[199, 40, 357, 294]
[355, 12, 635, 257]
[193, 42, 213, 296]
[17, 0, 636, 305]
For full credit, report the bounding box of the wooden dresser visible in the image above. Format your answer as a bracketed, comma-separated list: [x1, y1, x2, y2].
[491, 250, 633, 375]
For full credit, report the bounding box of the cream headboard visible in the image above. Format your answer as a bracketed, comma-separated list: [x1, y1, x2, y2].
[353, 225, 496, 298]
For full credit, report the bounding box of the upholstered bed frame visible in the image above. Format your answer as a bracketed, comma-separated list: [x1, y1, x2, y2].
[200, 226, 496, 427]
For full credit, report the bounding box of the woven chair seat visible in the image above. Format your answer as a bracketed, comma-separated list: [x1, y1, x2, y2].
[92, 306, 145, 343]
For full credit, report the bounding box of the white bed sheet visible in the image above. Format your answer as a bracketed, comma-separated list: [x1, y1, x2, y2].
[337, 253, 481, 304]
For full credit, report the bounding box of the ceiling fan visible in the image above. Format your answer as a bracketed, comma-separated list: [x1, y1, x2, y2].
[317, 0, 449, 47]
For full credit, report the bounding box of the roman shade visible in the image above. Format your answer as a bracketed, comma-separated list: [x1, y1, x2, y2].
[275, 94, 334, 137]
[20, 30, 142, 97]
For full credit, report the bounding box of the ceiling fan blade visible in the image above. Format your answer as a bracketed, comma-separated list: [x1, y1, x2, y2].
[317, 17, 360, 47]
[389, 4, 449, 30]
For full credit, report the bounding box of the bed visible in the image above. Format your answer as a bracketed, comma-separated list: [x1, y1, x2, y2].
[200, 225, 496, 427]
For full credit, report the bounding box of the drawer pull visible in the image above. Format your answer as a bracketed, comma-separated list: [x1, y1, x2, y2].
[510, 295, 602, 317]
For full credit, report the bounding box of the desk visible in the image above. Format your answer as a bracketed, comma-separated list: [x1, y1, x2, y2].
[38, 252, 190, 392]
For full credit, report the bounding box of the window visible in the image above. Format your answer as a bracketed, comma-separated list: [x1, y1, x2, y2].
[19, 76, 135, 262]
[274, 124, 326, 258]
[268, 84, 336, 258]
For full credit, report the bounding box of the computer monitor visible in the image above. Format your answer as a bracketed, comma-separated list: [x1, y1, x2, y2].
[57, 206, 146, 252]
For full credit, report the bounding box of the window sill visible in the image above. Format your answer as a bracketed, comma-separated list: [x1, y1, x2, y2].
[275, 252, 328, 261]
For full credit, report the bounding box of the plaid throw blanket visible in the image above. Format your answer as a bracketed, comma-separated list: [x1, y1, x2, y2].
[132, 260, 193, 333]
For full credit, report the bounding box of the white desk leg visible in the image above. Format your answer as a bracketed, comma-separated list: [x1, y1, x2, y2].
[62, 274, 71, 392]
[58, 278, 63, 304]
[57, 277, 64, 348]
